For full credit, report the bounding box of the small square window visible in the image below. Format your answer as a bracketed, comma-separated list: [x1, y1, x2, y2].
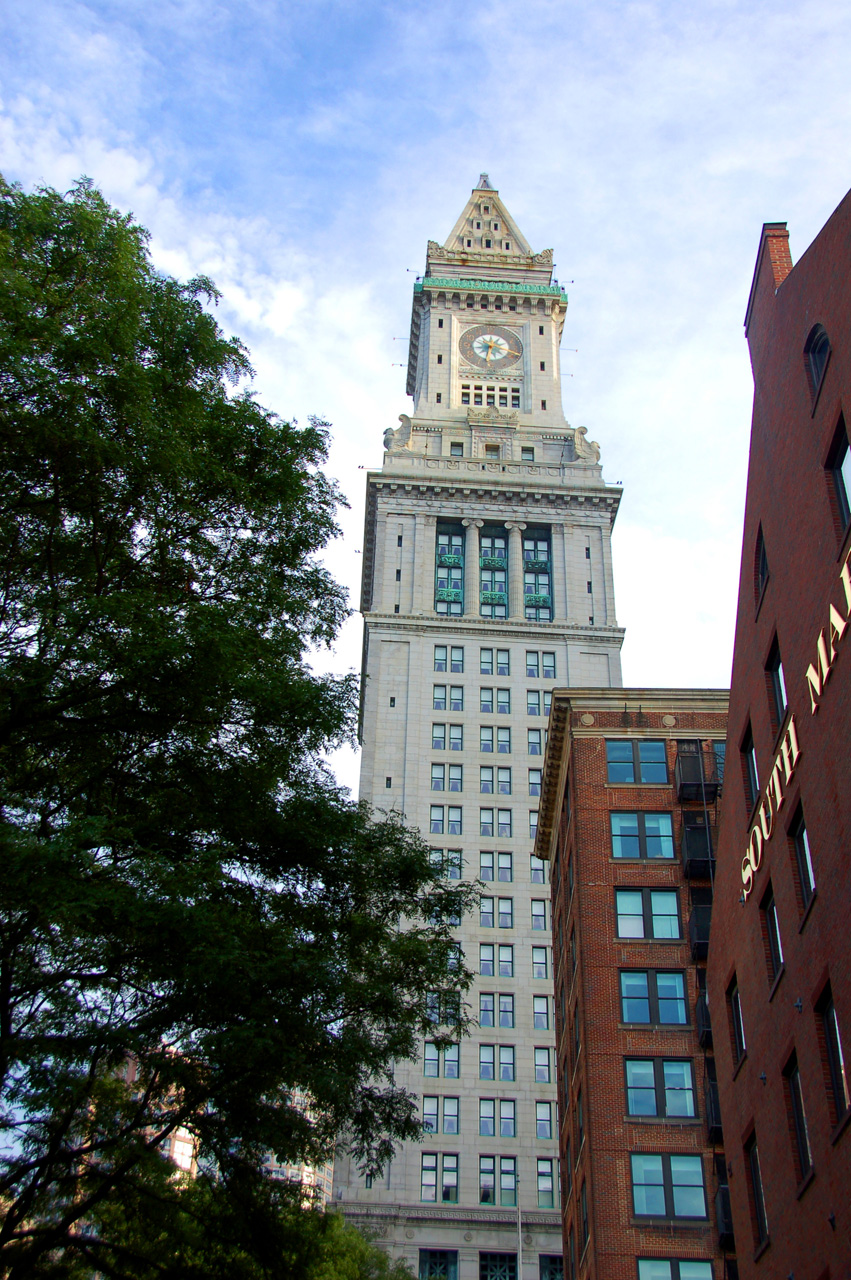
[450, 442, 463, 457]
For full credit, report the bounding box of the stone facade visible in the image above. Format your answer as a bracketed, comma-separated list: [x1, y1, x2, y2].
[332, 177, 624, 1280]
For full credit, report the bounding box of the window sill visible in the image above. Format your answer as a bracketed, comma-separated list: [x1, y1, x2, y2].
[624, 1114, 703, 1127]
[630, 1216, 708, 1228]
[618, 1023, 692, 1033]
[830, 1105, 851, 1146]
[604, 781, 673, 789]
[617, 937, 685, 946]
[732, 1051, 749, 1082]
[798, 890, 817, 933]
[768, 965, 785, 1002]
[753, 1236, 771, 1262]
[795, 1166, 815, 1199]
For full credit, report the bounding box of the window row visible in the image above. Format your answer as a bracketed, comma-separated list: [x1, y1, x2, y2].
[424, 1042, 553, 1081]
[432, 686, 553, 716]
[479, 944, 551, 979]
[432, 725, 548, 753]
[479, 992, 551, 1028]
[478, 896, 548, 928]
[418, 1250, 576, 1280]
[435, 528, 553, 621]
[420, 1154, 557, 1207]
[424, 1097, 554, 1140]
[459, 384, 522, 409]
[429, 808, 539, 840]
[428, 851, 547, 883]
[430, 765, 543, 795]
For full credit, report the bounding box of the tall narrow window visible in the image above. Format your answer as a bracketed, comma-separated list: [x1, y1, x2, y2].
[805, 323, 831, 397]
[523, 531, 552, 621]
[745, 1135, 768, 1246]
[537, 1159, 555, 1207]
[830, 417, 851, 529]
[435, 526, 464, 615]
[755, 525, 769, 603]
[741, 724, 759, 811]
[729, 978, 747, 1064]
[480, 529, 508, 619]
[766, 637, 788, 727]
[783, 1056, 812, 1180]
[819, 987, 851, 1121]
[761, 886, 784, 981]
[791, 806, 816, 909]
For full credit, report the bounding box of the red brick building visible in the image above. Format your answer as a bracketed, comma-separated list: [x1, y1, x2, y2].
[535, 688, 731, 1280]
[707, 194, 851, 1277]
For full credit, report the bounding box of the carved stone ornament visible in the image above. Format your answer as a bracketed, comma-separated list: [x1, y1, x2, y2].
[384, 414, 414, 452]
[467, 408, 519, 426]
[573, 425, 601, 463]
[427, 239, 450, 261]
[533, 249, 554, 264]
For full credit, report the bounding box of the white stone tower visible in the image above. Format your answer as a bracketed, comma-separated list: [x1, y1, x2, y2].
[333, 177, 624, 1280]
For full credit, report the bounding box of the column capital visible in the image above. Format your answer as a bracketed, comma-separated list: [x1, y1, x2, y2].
[463, 518, 484, 528]
[504, 521, 527, 532]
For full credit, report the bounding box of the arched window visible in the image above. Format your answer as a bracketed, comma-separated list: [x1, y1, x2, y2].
[754, 525, 769, 604]
[805, 324, 831, 397]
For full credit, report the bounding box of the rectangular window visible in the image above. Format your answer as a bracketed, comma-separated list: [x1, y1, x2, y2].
[783, 1056, 812, 1179]
[422, 1095, 439, 1133]
[481, 808, 494, 837]
[536, 1101, 552, 1139]
[447, 806, 461, 835]
[497, 767, 512, 795]
[498, 809, 512, 837]
[620, 971, 688, 1024]
[533, 995, 549, 1029]
[480, 1045, 495, 1080]
[528, 769, 542, 797]
[432, 724, 446, 751]
[431, 764, 445, 791]
[497, 688, 511, 714]
[480, 766, 494, 794]
[485, 444, 500, 458]
[480, 943, 494, 975]
[528, 729, 542, 755]
[479, 993, 494, 1027]
[615, 888, 680, 939]
[820, 988, 851, 1121]
[532, 946, 548, 979]
[831, 420, 851, 527]
[529, 810, 539, 839]
[420, 1252, 458, 1280]
[742, 724, 759, 811]
[499, 944, 514, 977]
[729, 978, 747, 1063]
[543, 691, 552, 716]
[625, 1058, 696, 1118]
[499, 993, 515, 1028]
[480, 897, 495, 928]
[496, 649, 510, 676]
[424, 1042, 439, 1076]
[537, 1158, 555, 1207]
[500, 1099, 516, 1137]
[433, 685, 447, 711]
[761, 886, 784, 980]
[498, 898, 513, 928]
[497, 727, 511, 754]
[630, 1153, 707, 1219]
[500, 1156, 517, 1206]
[791, 806, 816, 908]
[430, 805, 444, 835]
[448, 766, 462, 793]
[610, 812, 674, 859]
[481, 726, 494, 753]
[499, 1045, 515, 1081]
[606, 740, 668, 783]
[444, 1044, 459, 1077]
[745, 1135, 768, 1245]
[542, 651, 556, 679]
[766, 637, 788, 727]
[434, 646, 447, 672]
[421, 1152, 438, 1201]
[526, 651, 540, 678]
[531, 900, 547, 931]
[450, 442, 463, 457]
[530, 853, 546, 881]
[479, 1098, 495, 1136]
[441, 1154, 458, 1203]
[480, 648, 494, 676]
[479, 1155, 495, 1203]
[449, 686, 464, 711]
[637, 1265, 712, 1280]
[527, 690, 541, 716]
[480, 851, 494, 880]
[497, 851, 513, 881]
[480, 688, 494, 714]
[449, 725, 463, 751]
[535, 1047, 551, 1083]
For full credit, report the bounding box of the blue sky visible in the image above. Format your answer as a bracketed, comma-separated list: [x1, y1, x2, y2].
[4, 0, 851, 791]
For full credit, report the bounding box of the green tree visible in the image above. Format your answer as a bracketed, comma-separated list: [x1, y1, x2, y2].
[0, 177, 474, 1277]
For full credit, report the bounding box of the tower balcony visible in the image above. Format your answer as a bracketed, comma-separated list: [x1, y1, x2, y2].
[437, 553, 463, 567]
[524, 593, 552, 608]
[481, 591, 507, 607]
[523, 557, 550, 572]
[435, 589, 462, 604]
[480, 554, 507, 568]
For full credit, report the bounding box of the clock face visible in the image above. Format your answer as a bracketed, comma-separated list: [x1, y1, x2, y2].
[459, 324, 523, 370]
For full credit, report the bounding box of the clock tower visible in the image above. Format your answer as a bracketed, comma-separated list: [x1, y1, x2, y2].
[333, 177, 624, 1280]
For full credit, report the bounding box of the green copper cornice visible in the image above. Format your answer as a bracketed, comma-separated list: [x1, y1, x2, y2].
[415, 276, 564, 298]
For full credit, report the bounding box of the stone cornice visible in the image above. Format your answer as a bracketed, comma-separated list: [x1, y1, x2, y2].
[362, 614, 626, 644]
[415, 276, 563, 298]
[339, 1203, 561, 1231]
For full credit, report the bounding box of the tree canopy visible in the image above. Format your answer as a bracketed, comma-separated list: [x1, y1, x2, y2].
[0, 176, 474, 1277]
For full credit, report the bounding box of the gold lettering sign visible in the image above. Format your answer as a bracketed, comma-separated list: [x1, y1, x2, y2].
[806, 543, 851, 713]
[741, 716, 800, 899]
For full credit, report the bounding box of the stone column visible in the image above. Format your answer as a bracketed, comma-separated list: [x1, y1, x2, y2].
[462, 519, 483, 617]
[505, 522, 527, 619]
[413, 513, 437, 614]
[551, 523, 567, 620]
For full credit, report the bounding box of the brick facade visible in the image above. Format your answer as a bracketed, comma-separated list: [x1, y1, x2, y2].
[536, 689, 731, 1280]
[707, 192, 851, 1276]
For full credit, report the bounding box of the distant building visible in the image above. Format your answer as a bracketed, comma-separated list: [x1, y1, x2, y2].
[707, 196, 851, 1276]
[535, 687, 732, 1280]
[332, 176, 625, 1280]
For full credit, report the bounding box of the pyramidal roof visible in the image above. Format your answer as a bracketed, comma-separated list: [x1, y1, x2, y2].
[425, 177, 553, 281]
